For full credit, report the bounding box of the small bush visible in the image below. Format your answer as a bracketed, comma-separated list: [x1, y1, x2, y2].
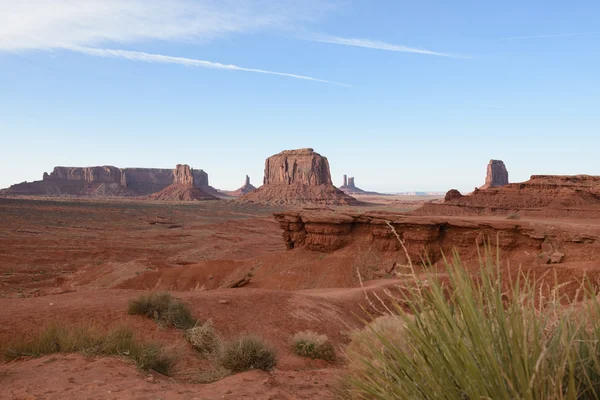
[506, 212, 521, 220]
[291, 331, 336, 361]
[128, 292, 196, 329]
[219, 335, 277, 372]
[184, 319, 221, 356]
[3, 324, 174, 375]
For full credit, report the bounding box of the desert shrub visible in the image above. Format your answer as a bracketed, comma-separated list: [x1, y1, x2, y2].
[507, 212, 521, 220]
[184, 319, 221, 356]
[128, 292, 196, 329]
[219, 335, 277, 372]
[3, 324, 174, 375]
[342, 245, 600, 400]
[291, 331, 336, 361]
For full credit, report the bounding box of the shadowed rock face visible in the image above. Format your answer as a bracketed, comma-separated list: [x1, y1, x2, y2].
[483, 160, 509, 188]
[445, 189, 463, 202]
[264, 148, 332, 186]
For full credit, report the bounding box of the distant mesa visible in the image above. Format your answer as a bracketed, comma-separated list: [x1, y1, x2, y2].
[480, 159, 509, 189]
[220, 175, 257, 197]
[1, 164, 223, 200]
[339, 174, 389, 196]
[237, 148, 360, 205]
[149, 164, 219, 201]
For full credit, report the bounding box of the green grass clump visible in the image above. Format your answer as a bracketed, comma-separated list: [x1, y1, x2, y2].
[3, 324, 174, 375]
[128, 292, 196, 329]
[291, 331, 336, 361]
[342, 244, 600, 400]
[184, 319, 221, 356]
[219, 335, 277, 372]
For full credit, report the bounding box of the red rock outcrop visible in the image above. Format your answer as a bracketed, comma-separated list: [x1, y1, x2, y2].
[339, 175, 387, 196]
[416, 175, 600, 218]
[444, 189, 463, 202]
[149, 164, 219, 201]
[263, 148, 332, 186]
[3, 165, 212, 197]
[238, 149, 359, 205]
[222, 175, 257, 197]
[274, 209, 600, 267]
[481, 159, 509, 189]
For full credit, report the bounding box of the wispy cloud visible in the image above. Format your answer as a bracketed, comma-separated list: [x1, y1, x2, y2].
[0, 0, 330, 51]
[309, 34, 465, 58]
[69, 46, 348, 86]
[501, 32, 592, 40]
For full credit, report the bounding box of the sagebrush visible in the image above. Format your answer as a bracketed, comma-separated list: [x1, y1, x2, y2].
[219, 335, 277, 372]
[291, 331, 335, 361]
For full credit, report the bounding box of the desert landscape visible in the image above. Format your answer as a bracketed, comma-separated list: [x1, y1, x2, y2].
[2, 2, 598, 398]
[2, 147, 600, 399]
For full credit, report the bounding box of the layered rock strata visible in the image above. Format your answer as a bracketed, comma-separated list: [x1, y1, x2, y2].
[238, 149, 359, 205]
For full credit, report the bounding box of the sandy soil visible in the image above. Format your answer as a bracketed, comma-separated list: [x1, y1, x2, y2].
[2, 195, 599, 399]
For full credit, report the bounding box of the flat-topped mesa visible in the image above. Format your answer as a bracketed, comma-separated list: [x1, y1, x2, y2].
[4, 164, 211, 197]
[263, 148, 332, 186]
[44, 166, 123, 183]
[482, 160, 509, 189]
[238, 148, 359, 205]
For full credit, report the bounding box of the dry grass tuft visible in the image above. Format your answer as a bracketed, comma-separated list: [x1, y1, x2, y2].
[219, 335, 277, 372]
[2, 324, 175, 375]
[128, 292, 196, 329]
[291, 331, 336, 361]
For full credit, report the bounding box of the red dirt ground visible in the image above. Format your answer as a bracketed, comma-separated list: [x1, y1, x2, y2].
[2, 193, 600, 399]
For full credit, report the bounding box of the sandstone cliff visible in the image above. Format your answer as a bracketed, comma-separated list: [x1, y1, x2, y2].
[4, 164, 212, 197]
[274, 209, 600, 269]
[481, 159, 509, 189]
[238, 149, 359, 205]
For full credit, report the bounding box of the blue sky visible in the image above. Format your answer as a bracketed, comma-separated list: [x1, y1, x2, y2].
[1, 0, 598, 192]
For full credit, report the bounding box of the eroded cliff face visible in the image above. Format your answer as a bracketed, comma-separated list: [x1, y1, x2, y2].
[274, 210, 600, 267]
[238, 148, 359, 205]
[482, 160, 509, 189]
[264, 148, 332, 186]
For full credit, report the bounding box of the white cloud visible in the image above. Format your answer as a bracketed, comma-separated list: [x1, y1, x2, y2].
[0, 0, 330, 51]
[501, 32, 591, 40]
[69, 46, 348, 85]
[310, 35, 464, 58]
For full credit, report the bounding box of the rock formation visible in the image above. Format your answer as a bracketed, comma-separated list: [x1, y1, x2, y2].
[238, 149, 359, 205]
[274, 210, 599, 268]
[444, 189, 463, 202]
[339, 175, 387, 196]
[3, 164, 213, 197]
[222, 175, 257, 197]
[263, 148, 332, 186]
[416, 175, 600, 218]
[149, 164, 219, 201]
[481, 160, 509, 189]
